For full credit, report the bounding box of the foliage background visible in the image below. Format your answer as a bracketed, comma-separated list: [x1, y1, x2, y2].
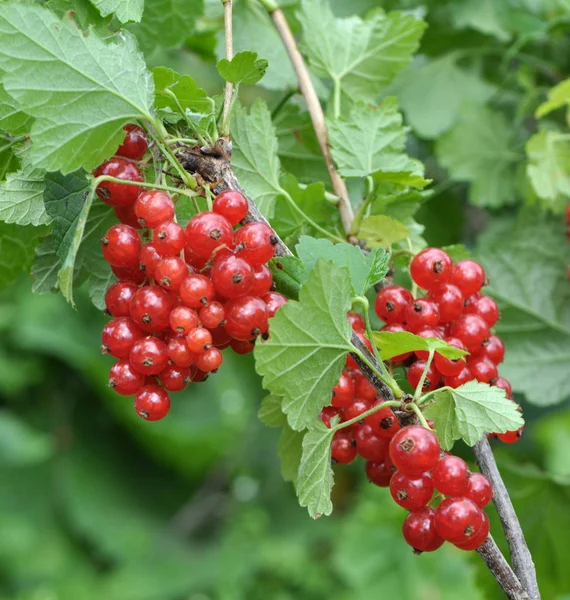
[1, 0, 570, 598]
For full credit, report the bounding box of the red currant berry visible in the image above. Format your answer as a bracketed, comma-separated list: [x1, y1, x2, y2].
[154, 257, 189, 291]
[186, 327, 213, 353]
[355, 423, 389, 461]
[389, 426, 441, 476]
[210, 324, 232, 349]
[111, 264, 146, 284]
[212, 189, 248, 225]
[374, 285, 413, 324]
[211, 254, 254, 298]
[167, 335, 196, 367]
[432, 455, 470, 496]
[404, 299, 440, 332]
[427, 283, 464, 323]
[366, 456, 396, 487]
[331, 373, 355, 408]
[230, 338, 255, 354]
[134, 190, 175, 228]
[493, 376, 512, 398]
[343, 398, 372, 422]
[134, 385, 170, 421]
[139, 243, 162, 278]
[414, 327, 444, 360]
[464, 294, 499, 327]
[105, 281, 138, 317]
[380, 323, 412, 361]
[261, 291, 287, 319]
[353, 374, 378, 401]
[319, 406, 339, 428]
[451, 260, 486, 297]
[225, 296, 268, 340]
[467, 356, 498, 383]
[185, 212, 234, 259]
[184, 244, 208, 270]
[444, 365, 474, 388]
[435, 497, 485, 544]
[129, 286, 172, 332]
[94, 158, 142, 206]
[235, 222, 278, 265]
[480, 335, 505, 365]
[129, 336, 168, 375]
[101, 317, 143, 358]
[465, 473, 493, 508]
[179, 274, 215, 308]
[169, 305, 200, 335]
[410, 248, 453, 291]
[434, 337, 467, 377]
[347, 311, 366, 333]
[454, 512, 490, 551]
[449, 315, 490, 353]
[114, 203, 142, 229]
[497, 427, 524, 444]
[101, 224, 141, 268]
[109, 359, 146, 395]
[199, 301, 225, 329]
[403, 507, 445, 553]
[250, 264, 273, 296]
[159, 363, 191, 392]
[365, 404, 401, 439]
[189, 366, 209, 383]
[153, 221, 186, 256]
[331, 430, 357, 464]
[407, 359, 441, 392]
[390, 470, 435, 511]
[195, 346, 223, 372]
[116, 124, 148, 160]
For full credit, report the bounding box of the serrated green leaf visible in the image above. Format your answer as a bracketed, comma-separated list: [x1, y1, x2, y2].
[89, 0, 144, 23]
[268, 256, 306, 301]
[0, 3, 154, 174]
[298, 1, 425, 102]
[358, 215, 409, 249]
[296, 422, 335, 518]
[371, 331, 467, 361]
[436, 105, 520, 208]
[88, 265, 115, 310]
[425, 381, 524, 449]
[278, 425, 304, 484]
[296, 236, 389, 296]
[0, 167, 49, 226]
[258, 395, 286, 428]
[536, 78, 570, 118]
[372, 169, 430, 190]
[0, 84, 32, 135]
[422, 391, 460, 451]
[153, 66, 213, 115]
[0, 221, 47, 291]
[31, 237, 60, 294]
[328, 99, 419, 179]
[370, 188, 424, 221]
[254, 260, 353, 431]
[231, 99, 282, 217]
[47, 0, 112, 29]
[217, 51, 268, 86]
[0, 141, 20, 180]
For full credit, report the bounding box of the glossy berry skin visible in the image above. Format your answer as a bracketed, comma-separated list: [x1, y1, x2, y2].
[428, 283, 464, 323]
[354, 375, 377, 401]
[129, 286, 172, 333]
[225, 296, 268, 340]
[331, 373, 355, 408]
[319, 406, 339, 428]
[464, 294, 499, 327]
[109, 360, 146, 395]
[366, 457, 396, 487]
[134, 190, 175, 228]
[331, 430, 357, 464]
[186, 327, 213, 353]
[343, 398, 372, 422]
[261, 292, 287, 319]
[414, 327, 443, 360]
[94, 158, 142, 206]
[210, 324, 232, 349]
[179, 274, 215, 308]
[468, 356, 498, 383]
[169, 305, 199, 335]
[390, 471, 435, 511]
[355, 424, 389, 461]
[405, 299, 440, 332]
[114, 203, 142, 229]
[435, 497, 485, 544]
[199, 302, 225, 329]
[111, 264, 146, 284]
[235, 222, 278, 265]
[212, 190, 248, 225]
[451, 260, 486, 297]
[347, 311, 366, 333]
[403, 507, 445, 553]
[493, 377, 512, 398]
[211, 254, 254, 299]
[101, 225, 141, 268]
[434, 337, 467, 377]
[365, 404, 401, 439]
[432, 455, 470, 496]
[154, 257, 188, 291]
[389, 426, 441, 476]
[101, 317, 143, 358]
[153, 221, 186, 256]
[134, 385, 171, 421]
[167, 335, 196, 367]
[480, 335, 505, 365]
[444, 365, 474, 389]
[185, 212, 234, 259]
[159, 364, 190, 392]
[139, 244, 162, 278]
[497, 428, 524, 444]
[129, 336, 168, 375]
[195, 346, 224, 372]
[407, 360, 441, 392]
[450, 315, 490, 353]
[250, 264, 273, 296]
[116, 124, 148, 160]
[374, 285, 413, 324]
[380, 323, 412, 361]
[410, 248, 453, 291]
[455, 512, 490, 551]
[189, 367, 209, 383]
[465, 473, 493, 508]
[105, 281, 138, 317]
[230, 338, 255, 354]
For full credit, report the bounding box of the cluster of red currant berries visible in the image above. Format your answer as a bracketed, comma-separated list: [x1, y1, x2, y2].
[96, 125, 286, 421]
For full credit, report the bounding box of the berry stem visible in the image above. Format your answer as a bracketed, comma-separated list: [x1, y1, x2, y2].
[162, 88, 209, 146]
[417, 385, 452, 405]
[334, 400, 402, 431]
[413, 349, 435, 400]
[91, 175, 199, 200]
[352, 347, 402, 399]
[407, 402, 431, 430]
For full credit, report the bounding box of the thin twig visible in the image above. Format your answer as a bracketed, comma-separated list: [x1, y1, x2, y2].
[221, 0, 234, 135]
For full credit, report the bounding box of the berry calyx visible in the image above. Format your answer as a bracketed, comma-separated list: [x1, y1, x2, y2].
[374, 285, 413, 324]
[153, 221, 186, 256]
[224, 296, 269, 340]
[129, 286, 172, 333]
[390, 470, 435, 511]
[185, 212, 234, 259]
[154, 256, 189, 291]
[211, 254, 254, 299]
[169, 305, 200, 335]
[435, 497, 485, 544]
[179, 274, 215, 308]
[405, 299, 440, 332]
[129, 336, 168, 375]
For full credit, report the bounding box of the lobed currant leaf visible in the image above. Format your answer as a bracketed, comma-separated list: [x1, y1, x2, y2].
[217, 51, 268, 86]
[451, 0, 511, 41]
[153, 67, 212, 116]
[0, 167, 50, 227]
[268, 256, 306, 301]
[279, 424, 305, 484]
[440, 244, 472, 262]
[31, 237, 60, 294]
[358, 215, 409, 249]
[89, 0, 144, 23]
[258, 395, 287, 428]
[371, 331, 468, 361]
[535, 78, 570, 119]
[0, 84, 32, 135]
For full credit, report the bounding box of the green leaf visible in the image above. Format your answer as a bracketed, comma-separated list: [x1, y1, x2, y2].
[371, 331, 468, 361]
[296, 236, 389, 296]
[436, 105, 520, 208]
[278, 425, 305, 484]
[89, 0, 144, 23]
[298, 1, 426, 102]
[475, 212, 570, 406]
[452, 0, 511, 41]
[231, 99, 282, 217]
[0, 84, 32, 135]
[393, 53, 494, 139]
[88, 265, 115, 310]
[358, 215, 409, 249]
[153, 66, 212, 114]
[268, 256, 306, 301]
[441, 244, 472, 262]
[372, 169, 430, 190]
[254, 260, 354, 431]
[425, 381, 525, 450]
[0, 410, 53, 466]
[0, 221, 47, 291]
[31, 237, 60, 294]
[536, 78, 570, 118]
[258, 395, 286, 428]
[0, 3, 154, 174]
[328, 99, 420, 179]
[296, 422, 335, 518]
[0, 141, 19, 180]
[217, 51, 268, 86]
[0, 167, 50, 226]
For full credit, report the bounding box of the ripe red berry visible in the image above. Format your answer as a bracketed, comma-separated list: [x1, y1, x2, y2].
[189, 366, 209, 383]
[403, 507, 445, 553]
[179, 274, 215, 308]
[153, 221, 186, 256]
[199, 301, 225, 329]
[414, 327, 443, 360]
[331, 430, 357, 464]
[111, 264, 146, 284]
[195, 346, 224, 372]
[347, 311, 366, 333]
[154, 257, 189, 291]
[389, 426, 441, 476]
[250, 264, 273, 296]
[410, 248, 453, 291]
[235, 222, 278, 265]
[109, 360, 146, 395]
[116, 124, 148, 160]
[465, 473, 493, 508]
[225, 296, 269, 340]
[331, 373, 355, 408]
[105, 281, 138, 317]
[432, 455, 470, 496]
[183, 244, 208, 270]
[319, 406, 339, 428]
[354, 374, 377, 401]
[185, 212, 234, 259]
[139, 243, 162, 278]
[434, 337, 467, 377]
[366, 457, 396, 487]
[212, 189, 248, 225]
[497, 428, 524, 444]
[186, 327, 213, 353]
[374, 285, 413, 324]
[449, 315, 490, 353]
[134, 190, 175, 228]
[101, 317, 143, 358]
[464, 294, 499, 327]
[355, 424, 389, 461]
[230, 338, 255, 354]
[390, 470, 435, 511]
[404, 299, 440, 332]
[167, 335, 196, 367]
[261, 291, 287, 319]
[407, 359, 441, 392]
[114, 203, 142, 229]
[129, 286, 172, 332]
[380, 323, 412, 361]
[134, 385, 170, 421]
[493, 376, 512, 398]
[101, 224, 141, 268]
[159, 363, 191, 392]
[455, 512, 490, 551]
[428, 283, 464, 323]
[467, 356, 498, 383]
[365, 404, 401, 439]
[343, 398, 372, 422]
[480, 334, 505, 365]
[169, 305, 199, 335]
[451, 260, 486, 297]
[211, 254, 254, 298]
[444, 365, 474, 388]
[129, 336, 168, 375]
[210, 324, 232, 349]
[95, 158, 142, 206]
[435, 497, 485, 544]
